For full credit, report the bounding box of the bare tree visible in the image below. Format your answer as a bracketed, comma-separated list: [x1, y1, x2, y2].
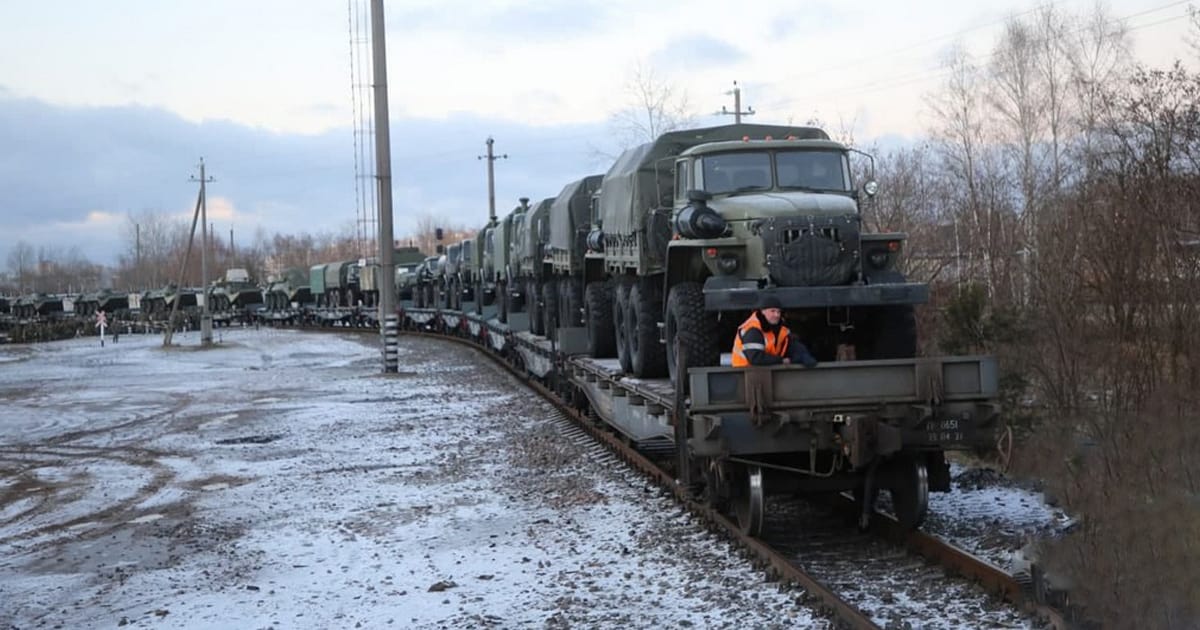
[606, 62, 697, 153]
[6, 240, 34, 293]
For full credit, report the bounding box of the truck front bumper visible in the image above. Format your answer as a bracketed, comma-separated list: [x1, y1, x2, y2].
[703, 278, 929, 311]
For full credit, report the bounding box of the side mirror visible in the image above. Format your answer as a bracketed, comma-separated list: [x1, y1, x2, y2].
[435, 227, 445, 241]
[687, 189, 713, 203]
[436, 244, 445, 254]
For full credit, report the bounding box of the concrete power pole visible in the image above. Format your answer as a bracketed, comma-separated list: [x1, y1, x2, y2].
[477, 137, 507, 225]
[370, 0, 398, 373]
[189, 159, 215, 347]
[719, 81, 755, 124]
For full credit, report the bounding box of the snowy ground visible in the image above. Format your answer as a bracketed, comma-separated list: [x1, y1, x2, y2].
[923, 465, 1073, 571]
[0, 329, 826, 629]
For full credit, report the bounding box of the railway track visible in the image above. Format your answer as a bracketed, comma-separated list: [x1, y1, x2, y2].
[1, 313, 1071, 627]
[401, 327, 1067, 630]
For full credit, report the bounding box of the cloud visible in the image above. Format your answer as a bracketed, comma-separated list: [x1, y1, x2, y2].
[649, 35, 747, 72]
[0, 95, 614, 268]
[388, 1, 612, 40]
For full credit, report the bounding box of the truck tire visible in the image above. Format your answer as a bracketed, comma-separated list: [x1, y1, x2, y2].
[542, 280, 558, 342]
[585, 281, 616, 357]
[665, 282, 721, 387]
[528, 279, 543, 335]
[561, 279, 583, 327]
[613, 278, 634, 373]
[628, 279, 666, 377]
[498, 280, 509, 324]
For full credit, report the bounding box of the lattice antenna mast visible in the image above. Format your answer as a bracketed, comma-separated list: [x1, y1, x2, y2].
[347, 0, 378, 258]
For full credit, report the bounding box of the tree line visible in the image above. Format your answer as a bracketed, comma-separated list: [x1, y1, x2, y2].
[865, 6, 1198, 626]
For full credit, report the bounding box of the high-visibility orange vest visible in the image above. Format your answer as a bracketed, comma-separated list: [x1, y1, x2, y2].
[732, 313, 791, 368]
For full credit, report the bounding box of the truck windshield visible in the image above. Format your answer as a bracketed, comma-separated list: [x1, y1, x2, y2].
[701, 149, 850, 194]
[776, 150, 850, 192]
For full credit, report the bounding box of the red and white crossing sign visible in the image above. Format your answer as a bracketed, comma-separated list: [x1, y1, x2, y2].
[95, 310, 108, 328]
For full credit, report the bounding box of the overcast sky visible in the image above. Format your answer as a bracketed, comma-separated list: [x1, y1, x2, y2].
[0, 0, 1194, 270]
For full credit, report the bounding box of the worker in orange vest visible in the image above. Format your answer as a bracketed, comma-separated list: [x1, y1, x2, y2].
[732, 296, 818, 368]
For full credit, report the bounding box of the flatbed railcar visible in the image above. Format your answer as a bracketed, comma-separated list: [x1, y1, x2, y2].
[398, 299, 999, 537]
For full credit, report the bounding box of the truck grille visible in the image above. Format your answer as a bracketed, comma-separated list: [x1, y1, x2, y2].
[763, 219, 858, 287]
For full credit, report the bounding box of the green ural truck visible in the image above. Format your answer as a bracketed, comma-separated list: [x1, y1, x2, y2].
[584, 123, 928, 383]
[514, 197, 555, 335]
[546, 174, 604, 332]
[485, 199, 529, 323]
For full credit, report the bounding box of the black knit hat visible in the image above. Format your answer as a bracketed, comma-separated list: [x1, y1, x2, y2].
[759, 295, 783, 310]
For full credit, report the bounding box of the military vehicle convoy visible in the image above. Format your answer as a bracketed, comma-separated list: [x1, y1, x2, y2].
[396, 122, 995, 537]
[546, 175, 604, 334]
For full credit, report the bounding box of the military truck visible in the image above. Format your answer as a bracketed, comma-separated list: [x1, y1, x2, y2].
[391, 246, 428, 302]
[546, 175, 604, 335]
[454, 238, 475, 309]
[584, 123, 928, 383]
[411, 255, 440, 308]
[485, 199, 529, 323]
[514, 197, 554, 335]
[327, 261, 361, 307]
[442, 242, 462, 309]
[468, 223, 495, 310]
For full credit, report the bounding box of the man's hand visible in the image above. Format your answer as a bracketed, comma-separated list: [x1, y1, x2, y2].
[782, 358, 792, 364]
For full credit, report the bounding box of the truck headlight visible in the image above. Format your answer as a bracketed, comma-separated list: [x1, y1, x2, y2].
[717, 253, 740, 274]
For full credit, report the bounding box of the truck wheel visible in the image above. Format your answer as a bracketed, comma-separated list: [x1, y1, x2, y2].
[665, 282, 721, 387]
[528, 279, 543, 335]
[565, 280, 583, 327]
[628, 279, 666, 377]
[499, 280, 509, 324]
[613, 278, 634, 373]
[542, 280, 558, 341]
[584, 281, 615, 357]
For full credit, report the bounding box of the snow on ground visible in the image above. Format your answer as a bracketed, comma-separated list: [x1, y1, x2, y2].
[0, 329, 826, 629]
[922, 465, 1073, 570]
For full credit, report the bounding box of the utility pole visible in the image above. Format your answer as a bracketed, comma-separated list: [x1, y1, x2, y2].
[477, 137, 507, 225]
[719, 81, 755, 124]
[189, 159, 215, 347]
[135, 223, 141, 288]
[370, 0, 398, 373]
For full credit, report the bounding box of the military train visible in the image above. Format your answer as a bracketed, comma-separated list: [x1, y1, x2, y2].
[0, 123, 1000, 535]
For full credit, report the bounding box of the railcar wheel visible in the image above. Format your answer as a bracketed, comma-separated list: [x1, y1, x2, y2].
[613, 278, 634, 373]
[732, 465, 765, 537]
[703, 461, 730, 512]
[584, 281, 615, 357]
[891, 457, 929, 531]
[853, 485, 879, 531]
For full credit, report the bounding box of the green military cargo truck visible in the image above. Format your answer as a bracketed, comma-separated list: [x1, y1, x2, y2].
[585, 123, 928, 384]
